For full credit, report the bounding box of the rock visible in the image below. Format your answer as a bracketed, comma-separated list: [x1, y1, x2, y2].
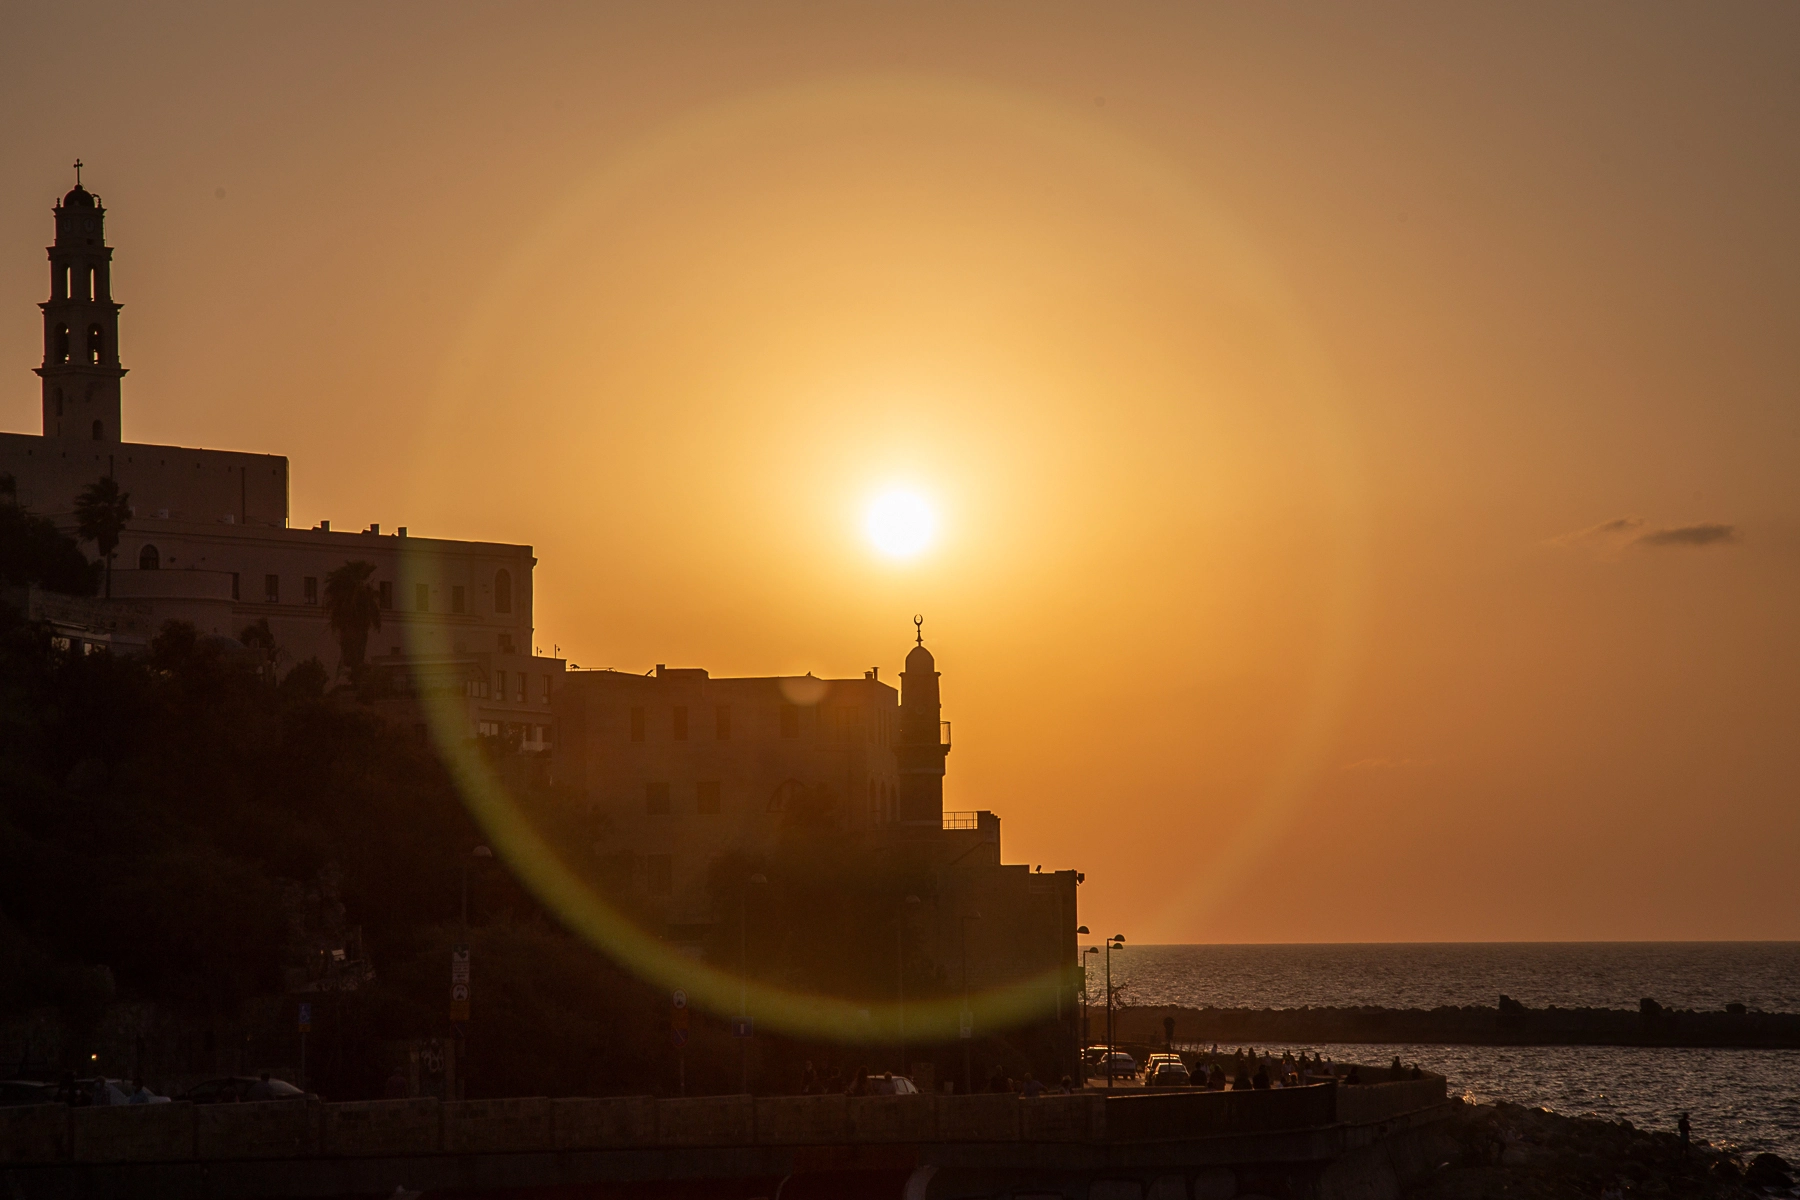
[1746, 1152, 1792, 1187]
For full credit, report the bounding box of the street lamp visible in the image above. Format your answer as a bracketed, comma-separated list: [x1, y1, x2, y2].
[740, 873, 767, 1095]
[898, 895, 921, 1076]
[1081, 941, 1099, 1081]
[1105, 934, 1125, 1090]
[959, 910, 982, 1095]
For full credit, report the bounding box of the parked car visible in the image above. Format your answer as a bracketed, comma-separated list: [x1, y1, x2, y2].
[1142, 1053, 1182, 1076]
[0, 1080, 56, 1107]
[181, 1076, 313, 1104]
[1098, 1052, 1138, 1078]
[1147, 1061, 1192, 1087]
[47, 1078, 168, 1106]
[861, 1073, 920, 1096]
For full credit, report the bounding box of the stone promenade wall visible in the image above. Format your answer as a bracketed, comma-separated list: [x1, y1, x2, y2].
[0, 1078, 1444, 1166]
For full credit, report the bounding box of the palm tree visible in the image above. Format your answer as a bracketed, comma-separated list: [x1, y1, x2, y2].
[323, 561, 382, 681]
[73, 476, 132, 599]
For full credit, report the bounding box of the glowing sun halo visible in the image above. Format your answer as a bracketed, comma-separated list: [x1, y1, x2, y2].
[865, 490, 937, 559]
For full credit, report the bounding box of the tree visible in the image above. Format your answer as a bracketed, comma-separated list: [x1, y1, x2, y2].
[323, 561, 382, 681]
[0, 478, 97, 595]
[73, 476, 132, 599]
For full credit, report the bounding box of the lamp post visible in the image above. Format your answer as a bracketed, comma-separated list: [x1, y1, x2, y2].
[898, 895, 921, 1076]
[959, 911, 981, 1095]
[1105, 934, 1125, 1090]
[1081, 938, 1098, 1082]
[456, 845, 492, 1102]
[740, 873, 766, 1095]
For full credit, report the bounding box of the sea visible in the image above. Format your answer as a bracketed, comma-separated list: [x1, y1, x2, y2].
[1112, 944, 1800, 1162]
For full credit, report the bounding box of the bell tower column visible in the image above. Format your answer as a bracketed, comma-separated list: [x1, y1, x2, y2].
[36, 162, 126, 442]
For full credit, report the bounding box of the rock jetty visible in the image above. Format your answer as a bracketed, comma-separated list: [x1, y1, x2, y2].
[1113, 997, 1800, 1048]
[1409, 1099, 1794, 1200]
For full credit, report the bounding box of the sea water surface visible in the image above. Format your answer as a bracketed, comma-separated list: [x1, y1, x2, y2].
[1109, 944, 1800, 1162]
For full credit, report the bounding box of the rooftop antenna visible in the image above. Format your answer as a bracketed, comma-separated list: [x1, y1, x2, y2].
[73, 159, 83, 186]
[913, 614, 924, 646]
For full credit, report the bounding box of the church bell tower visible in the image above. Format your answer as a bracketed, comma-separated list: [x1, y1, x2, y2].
[37, 162, 125, 442]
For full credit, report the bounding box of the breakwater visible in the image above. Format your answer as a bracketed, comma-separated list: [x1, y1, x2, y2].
[1113, 998, 1800, 1048]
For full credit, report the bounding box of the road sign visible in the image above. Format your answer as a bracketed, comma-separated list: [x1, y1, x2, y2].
[671, 1028, 689, 1049]
[731, 1016, 754, 1039]
[672, 989, 687, 1010]
[297, 1003, 311, 1033]
[451, 945, 470, 1021]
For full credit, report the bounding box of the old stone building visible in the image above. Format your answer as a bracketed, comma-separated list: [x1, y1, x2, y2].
[553, 634, 1082, 999]
[1, 169, 563, 743]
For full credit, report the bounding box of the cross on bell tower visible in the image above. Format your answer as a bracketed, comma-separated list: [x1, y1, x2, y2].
[36, 162, 126, 441]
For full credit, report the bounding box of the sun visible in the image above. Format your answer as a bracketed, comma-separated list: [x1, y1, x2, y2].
[864, 489, 937, 559]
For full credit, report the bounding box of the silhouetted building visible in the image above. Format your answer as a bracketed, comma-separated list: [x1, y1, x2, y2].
[554, 634, 1081, 997]
[1, 169, 562, 742]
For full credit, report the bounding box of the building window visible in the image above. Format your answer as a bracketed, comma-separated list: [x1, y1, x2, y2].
[715, 705, 730, 740]
[495, 670, 507, 701]
[230, 572, 240, 600]
[61, 266, 71, 300]
[672, 705, 688, 741]
[646, 854, 673, 895]
[629, 706, 645, 742]
[88, 267, 96, 301]
[515, 674, 525, 703]
[697, 781, 721, 814]
[304, 576, 318, 605]
[646, 782, 670, 815]
[478, 720, 501, 737]
[378, 580, 393, 609]
[540, 675, 551, 704]
[466, 678, 490, 699]
[87, 325, 103, 365]
[138, 544, 159, 570]
[539, 724, 554, 746]
[494, 569, 512, 614]
[780, 704, 799, 739]
[54, 325, 69, 364]
[452, 585, 465, 614]
[264, 574, 279, 603]
[415, 582, 429, 612]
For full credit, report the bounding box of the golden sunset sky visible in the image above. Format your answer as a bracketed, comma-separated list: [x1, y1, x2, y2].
[4, 3, 1797, 943]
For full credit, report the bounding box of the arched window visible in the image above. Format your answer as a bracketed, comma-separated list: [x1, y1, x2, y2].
[87, 268, 96, 301]
[139, 544, 160, 570]
[62, 266, 71, 300]
[87, 325, 104, 365]
[54, 325, 70, 364]
[494, 568, 513, 614]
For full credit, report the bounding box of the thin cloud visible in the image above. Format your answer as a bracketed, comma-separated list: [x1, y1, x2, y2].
[1546, 516, 1643, 547]
[1634, 522, 1739, 549]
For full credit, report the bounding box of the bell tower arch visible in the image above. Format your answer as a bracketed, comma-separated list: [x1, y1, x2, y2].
[36, 161, 125, 441]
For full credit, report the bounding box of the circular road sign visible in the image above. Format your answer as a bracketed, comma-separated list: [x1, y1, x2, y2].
[672, 989, 687, 1009]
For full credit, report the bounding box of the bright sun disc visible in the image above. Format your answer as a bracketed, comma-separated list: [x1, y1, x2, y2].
[865, 490, 937, 558]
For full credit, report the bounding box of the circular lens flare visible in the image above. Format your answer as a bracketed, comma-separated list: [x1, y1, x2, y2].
[865, 490, 936, 558]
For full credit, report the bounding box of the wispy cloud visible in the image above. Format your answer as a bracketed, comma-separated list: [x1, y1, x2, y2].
[1546, 516, 1643, 547]
[1633, 522, 1739, 549]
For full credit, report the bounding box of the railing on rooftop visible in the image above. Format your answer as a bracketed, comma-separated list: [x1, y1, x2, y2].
[941, 720, 952, 747]
[943, 811, 980, 830]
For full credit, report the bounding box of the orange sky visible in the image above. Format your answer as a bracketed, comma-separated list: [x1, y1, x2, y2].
[4, 3, 1797, 943]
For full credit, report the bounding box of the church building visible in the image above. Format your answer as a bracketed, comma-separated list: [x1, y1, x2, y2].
[1, 169, 564, 745]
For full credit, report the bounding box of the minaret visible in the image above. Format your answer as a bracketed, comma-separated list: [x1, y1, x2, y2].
[895, 616, 951, 829]
[37, 161, 125, 442]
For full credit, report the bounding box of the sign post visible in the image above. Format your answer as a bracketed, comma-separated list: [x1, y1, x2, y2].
[297, 1003, 311, 1091]
[451, 945, 470, 1100]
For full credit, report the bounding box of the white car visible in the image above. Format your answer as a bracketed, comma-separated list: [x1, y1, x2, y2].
[863, 1073, 920, 1095]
